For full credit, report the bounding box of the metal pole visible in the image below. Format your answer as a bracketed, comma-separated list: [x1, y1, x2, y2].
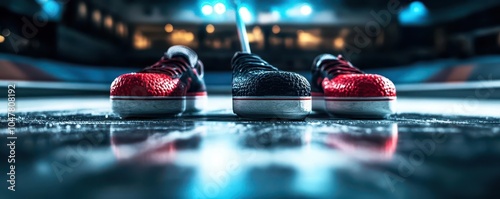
[233, 0, 251, 53]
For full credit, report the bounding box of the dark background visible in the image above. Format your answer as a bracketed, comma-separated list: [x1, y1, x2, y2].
[2, 2, 500, 199]
[1, 0, 500, 72]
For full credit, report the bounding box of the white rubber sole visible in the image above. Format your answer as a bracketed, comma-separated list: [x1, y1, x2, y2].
[111, 92, 208, 117]
[186, 95, 208, 112]
[312, 93, 326, 112]
[111, 96, 185, 117]
[324, 97, 396, 118]
[233, 96, 311, 120]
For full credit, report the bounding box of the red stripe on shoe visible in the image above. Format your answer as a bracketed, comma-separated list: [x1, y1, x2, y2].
[324, 97, 396, 101]
[233, 97, 311, 101]
[110, 96, 185, 100]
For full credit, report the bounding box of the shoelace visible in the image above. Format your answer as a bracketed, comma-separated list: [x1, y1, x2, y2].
[319, 55, 363, 77]
[141, 57, 191, 77]
[232, 53, 278, 74]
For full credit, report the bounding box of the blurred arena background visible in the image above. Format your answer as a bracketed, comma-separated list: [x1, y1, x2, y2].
[1, 0, 500, 96]
[2, 2, 500, 199]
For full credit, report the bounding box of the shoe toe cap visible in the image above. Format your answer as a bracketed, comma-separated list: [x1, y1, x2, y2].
[110, 73, 186, 96]
[234, 71, 310, 96]
[323, 74, 396, 97]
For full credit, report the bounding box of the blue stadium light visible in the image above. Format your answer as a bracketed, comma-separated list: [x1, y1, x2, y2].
[399, 1, 428, 25]
[201, 5, 213, 15]
[272, 10, 280, 17]
[239, 6, 252, 22]
[36, 0, 62, 18]
[272, 10, 281, 21]
[300, 4, 312, 16]
[411, 1, 426, 13]
[214, 3, 226, 15]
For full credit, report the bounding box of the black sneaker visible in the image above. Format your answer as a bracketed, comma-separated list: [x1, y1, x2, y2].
[231, 52, 311, 119]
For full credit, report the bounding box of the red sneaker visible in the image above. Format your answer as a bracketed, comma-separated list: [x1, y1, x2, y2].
[110, 46, 207, 117]
[311, 54, 396, 118]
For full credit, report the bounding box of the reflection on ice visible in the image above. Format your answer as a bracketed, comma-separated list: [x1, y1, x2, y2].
[110, 124, 204, 164]
[324, 124, 398, 162]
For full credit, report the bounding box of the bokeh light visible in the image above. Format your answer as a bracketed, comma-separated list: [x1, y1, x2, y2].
[206, 24, 215, 34]
[164, 24, 174, 33]
[201, 5, 213, 15]
[272, 25, 280, 34]
[300, 4, 312, 16]
[239, 7, 252, 22]
[214, 3, 226, 15]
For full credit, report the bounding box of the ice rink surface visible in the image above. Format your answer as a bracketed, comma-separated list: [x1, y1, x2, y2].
[1, 95, 500, 198]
